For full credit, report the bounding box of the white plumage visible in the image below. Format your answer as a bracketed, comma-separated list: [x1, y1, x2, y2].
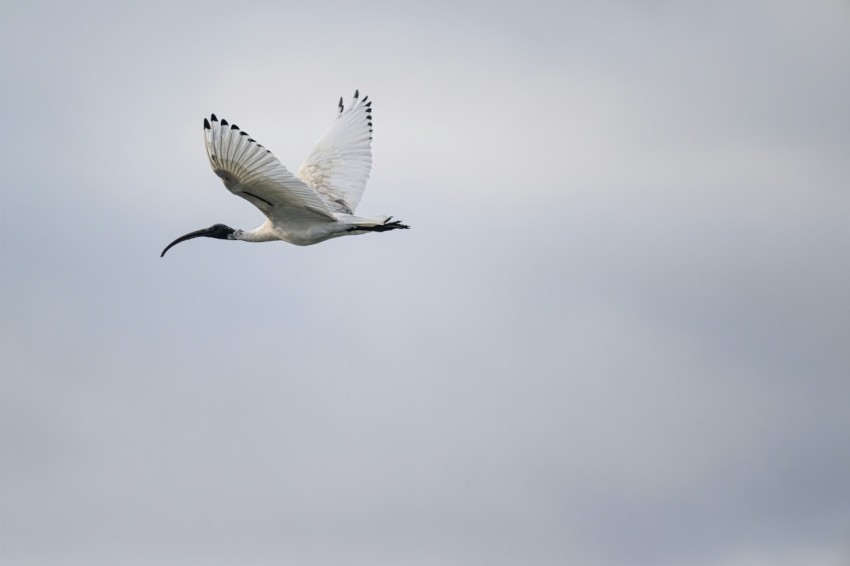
[162, 91, 407, 257]
[297, 94, 373, 214]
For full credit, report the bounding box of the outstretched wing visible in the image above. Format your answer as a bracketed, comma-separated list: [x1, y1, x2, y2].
[297, 91, 373, 214]
[204, 114, 335, 222]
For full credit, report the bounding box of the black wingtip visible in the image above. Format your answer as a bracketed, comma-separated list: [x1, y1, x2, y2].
[203, 118, 210, 129]
[354, 89, 359, 99]
[211, 113, 218, 122]
[339, 97, 344, 113]
[232, 124, 239, 131]
[221, 118, 229, 126]
[362, 96, 368, 103]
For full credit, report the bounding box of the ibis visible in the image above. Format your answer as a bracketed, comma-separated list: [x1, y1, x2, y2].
[162, 90, 408, 257]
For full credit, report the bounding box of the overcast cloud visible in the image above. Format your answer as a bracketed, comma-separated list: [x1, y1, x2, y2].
[1, 0, 849, 564]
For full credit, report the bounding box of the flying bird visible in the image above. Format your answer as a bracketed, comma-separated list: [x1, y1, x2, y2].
[161, 90, 408, 257]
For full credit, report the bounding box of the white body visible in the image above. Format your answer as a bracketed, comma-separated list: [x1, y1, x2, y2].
[237, 213, 392, 246]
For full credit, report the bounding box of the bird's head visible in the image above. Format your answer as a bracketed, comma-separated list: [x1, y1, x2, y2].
[161, 223, 238, 257]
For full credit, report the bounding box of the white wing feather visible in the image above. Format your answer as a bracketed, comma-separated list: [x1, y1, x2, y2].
[297, 91, 373, 214]
[204, 115, 335, 222]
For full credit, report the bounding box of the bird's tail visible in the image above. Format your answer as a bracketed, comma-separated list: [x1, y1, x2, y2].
[335, 213, 388, 226]
[337, 214, 409, 232]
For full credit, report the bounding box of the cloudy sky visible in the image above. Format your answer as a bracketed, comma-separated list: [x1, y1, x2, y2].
[2, 0, 849, 564]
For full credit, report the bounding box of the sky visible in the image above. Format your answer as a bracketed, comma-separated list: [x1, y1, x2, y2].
[1, 0, 849, 564]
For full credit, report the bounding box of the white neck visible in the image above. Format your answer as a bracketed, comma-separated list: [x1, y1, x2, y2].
[234, 221, 279, 243]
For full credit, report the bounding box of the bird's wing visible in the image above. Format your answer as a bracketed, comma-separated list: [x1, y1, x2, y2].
[296, 91, 373, 214]
[204, 114, 336, 222]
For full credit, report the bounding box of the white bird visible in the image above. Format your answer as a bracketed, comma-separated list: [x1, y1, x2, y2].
[161, 90, 408, 257]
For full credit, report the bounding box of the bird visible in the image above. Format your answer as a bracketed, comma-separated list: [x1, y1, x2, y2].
[161, 90, 408, 257]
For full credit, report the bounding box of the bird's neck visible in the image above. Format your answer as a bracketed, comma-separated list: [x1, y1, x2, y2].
[236, 222, 278, 243]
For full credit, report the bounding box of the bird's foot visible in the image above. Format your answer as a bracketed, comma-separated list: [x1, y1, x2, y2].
[374, 218, 410, 231]
[347, 218, 410, 233]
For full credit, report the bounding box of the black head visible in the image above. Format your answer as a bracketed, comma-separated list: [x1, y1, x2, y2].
[161, 223, 236, 257]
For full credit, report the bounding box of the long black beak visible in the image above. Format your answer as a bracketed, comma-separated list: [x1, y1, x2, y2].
[161, 227, 214, 257]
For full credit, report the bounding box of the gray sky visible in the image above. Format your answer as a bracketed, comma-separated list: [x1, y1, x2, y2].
[2, 0, 849, 564]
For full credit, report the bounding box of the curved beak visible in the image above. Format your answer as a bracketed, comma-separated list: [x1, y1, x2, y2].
[161, 227, 213, 257]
